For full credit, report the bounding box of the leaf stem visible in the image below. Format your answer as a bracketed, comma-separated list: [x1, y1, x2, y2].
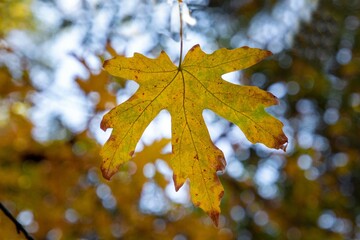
[0, 202, 34, 240]
[178, 0, 183, 69]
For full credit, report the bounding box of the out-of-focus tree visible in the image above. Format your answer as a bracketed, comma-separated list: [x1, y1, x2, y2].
[1, 0, 360, 239]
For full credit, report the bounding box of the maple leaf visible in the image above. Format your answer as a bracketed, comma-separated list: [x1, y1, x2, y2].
[100, 45, 288, 226]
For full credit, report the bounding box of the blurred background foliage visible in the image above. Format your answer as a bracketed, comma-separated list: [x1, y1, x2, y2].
[1, 0, 360, 239]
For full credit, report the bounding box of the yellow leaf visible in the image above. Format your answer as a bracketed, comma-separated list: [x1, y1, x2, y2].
[101, 44, 287, 226]
[0, 0, 33, 37]
[76, 70, 118, 111]
[131, 139, 171, 193]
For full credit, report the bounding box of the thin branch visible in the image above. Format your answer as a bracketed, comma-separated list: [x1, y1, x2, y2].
[0, 203, 34, 240]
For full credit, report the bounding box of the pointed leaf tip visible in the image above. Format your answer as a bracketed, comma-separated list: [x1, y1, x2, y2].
[279, 138, 288, 151]
[100, 118, 109, 131]
[100, 164, 115, 180]
[103, 59, 111, 69]
[173, 174, 184, 192]
[209, 210, 220, 227]
[216, 154, 226, 172]
[189, 44, 200, 52]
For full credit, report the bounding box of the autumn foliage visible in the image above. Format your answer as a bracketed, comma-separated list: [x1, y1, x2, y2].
[101, 44, 287, 225]
[1, 0, 360, 239]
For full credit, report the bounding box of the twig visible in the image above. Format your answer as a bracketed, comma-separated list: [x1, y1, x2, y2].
[0, 202, 34, 240]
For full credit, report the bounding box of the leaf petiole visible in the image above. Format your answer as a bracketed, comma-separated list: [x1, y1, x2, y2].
[178, 0, 183, 69]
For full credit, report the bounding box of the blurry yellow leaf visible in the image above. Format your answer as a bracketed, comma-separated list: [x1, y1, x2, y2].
[76, 70, 118, 111]
[132, 139, 171, 189]
[0, 0, 33, 36]
[0, 67, 32, 97]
